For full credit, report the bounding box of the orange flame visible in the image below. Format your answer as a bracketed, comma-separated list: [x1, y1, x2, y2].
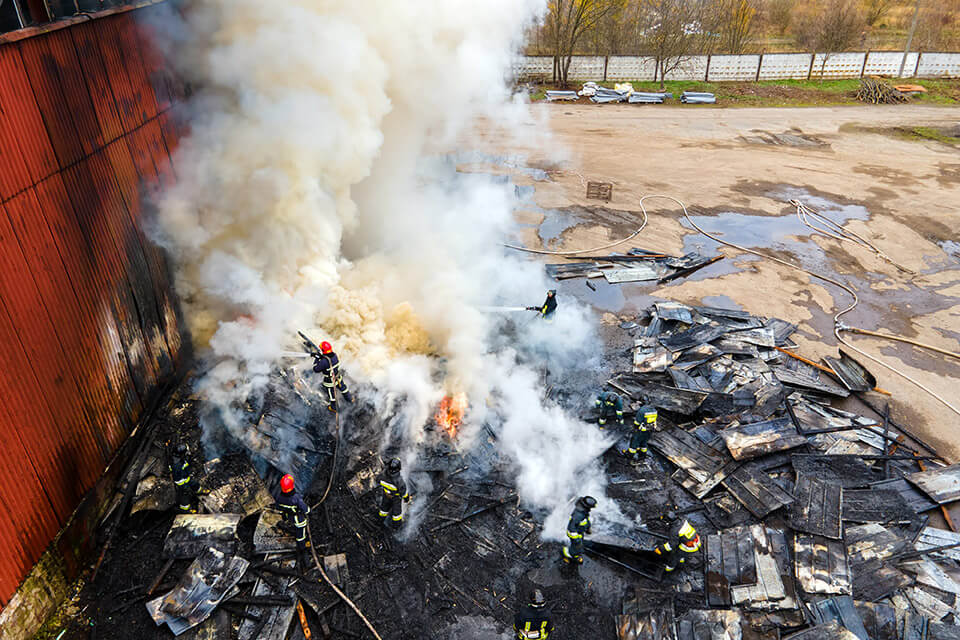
[435, 392, 468, 438]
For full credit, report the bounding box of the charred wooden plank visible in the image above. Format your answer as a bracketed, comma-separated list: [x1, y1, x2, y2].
[790, 474, 843, 539]
[649, 429, 728, 484]
[721, 417, 806, 461]
[907, 464, 960, 505]
[810, 596, 870, 640]
[854, 602, 897, 640]
[794, 533, 851, 596]
[792, 455, 881, 489]
[842, 488, 916, 524]
[722, 463, 794, 519]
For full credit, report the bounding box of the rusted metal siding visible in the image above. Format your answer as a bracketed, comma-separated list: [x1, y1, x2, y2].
[0, 5, 185, 606]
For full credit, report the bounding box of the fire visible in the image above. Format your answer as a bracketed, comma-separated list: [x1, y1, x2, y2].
[435, 392, 468, 438]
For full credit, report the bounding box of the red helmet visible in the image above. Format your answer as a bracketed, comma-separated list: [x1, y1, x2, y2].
[320, 341, 333, 354]
[280, 474, 295, 493]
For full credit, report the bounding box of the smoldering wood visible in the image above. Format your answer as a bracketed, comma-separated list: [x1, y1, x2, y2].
[649, 428, 730, 484]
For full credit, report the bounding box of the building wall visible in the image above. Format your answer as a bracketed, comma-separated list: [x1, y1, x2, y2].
[0, 4, 185, 606]
[516, 51, 960, 82]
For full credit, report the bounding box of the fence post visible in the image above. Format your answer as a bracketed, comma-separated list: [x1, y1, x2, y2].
[552, 56, 557, 84]
[604, 56, 609, 82]
[914, 50, 922, 77]
[705, 54, 711, 82]
[860, 50, 869, 77]
[756, 51, 764, 81]
[807, 52, 815, 80]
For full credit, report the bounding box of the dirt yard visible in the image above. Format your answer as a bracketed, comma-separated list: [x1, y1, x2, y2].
[475, 103, 960, 461]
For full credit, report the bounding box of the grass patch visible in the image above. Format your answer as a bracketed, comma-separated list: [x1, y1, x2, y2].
[908, 126, 960, 146]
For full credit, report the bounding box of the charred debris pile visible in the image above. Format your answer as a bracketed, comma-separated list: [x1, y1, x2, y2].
[76, 300, 960, 640]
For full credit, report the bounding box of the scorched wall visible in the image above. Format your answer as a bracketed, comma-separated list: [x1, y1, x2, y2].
[0, 3, 186, 607]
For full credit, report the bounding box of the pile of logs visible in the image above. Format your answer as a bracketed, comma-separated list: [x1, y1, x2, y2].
[856, 77, 910, 104]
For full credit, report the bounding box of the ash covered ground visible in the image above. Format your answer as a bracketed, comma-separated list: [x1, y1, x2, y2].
[52, 296, 960, 640]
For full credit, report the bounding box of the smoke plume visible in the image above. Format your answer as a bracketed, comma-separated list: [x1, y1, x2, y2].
[149, 0, 621, 536]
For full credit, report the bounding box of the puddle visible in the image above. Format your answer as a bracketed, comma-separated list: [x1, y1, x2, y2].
[941, 240, 960, 264]
[537, 209, 581, 248]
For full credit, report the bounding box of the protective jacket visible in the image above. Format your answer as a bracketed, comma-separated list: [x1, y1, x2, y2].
[562, 505, 592, 561]
[169, 456, 198, 512]
[514, 604, 554, 639]
[596, 392, 624, 425]
[378, 470, 409, 525]
[539, 294, 557, 318]
[276, 489, 310, 547]
[313, 352, 351, 409]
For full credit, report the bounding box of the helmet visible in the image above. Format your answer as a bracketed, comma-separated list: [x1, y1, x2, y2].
[387, 458, 402, 474]
[530, 589, 546, 607]
[547, 289, 556, 297]
[578, 496, 597, 510]
[320, 341, 333, 354]
[280, 474, 295, 493]
[174, 443, 187, 457]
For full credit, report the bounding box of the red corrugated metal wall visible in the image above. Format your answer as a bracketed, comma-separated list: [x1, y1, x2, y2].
[0, 5, 186, 605]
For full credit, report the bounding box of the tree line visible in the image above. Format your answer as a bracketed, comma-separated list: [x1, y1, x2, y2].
[532, 0, 960, 87]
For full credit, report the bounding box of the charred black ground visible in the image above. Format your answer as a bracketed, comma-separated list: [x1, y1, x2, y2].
[45, 300, 960, 640]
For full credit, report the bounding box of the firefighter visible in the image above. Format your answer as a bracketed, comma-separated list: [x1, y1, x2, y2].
[169, 443, 200, 513]
[562, 495, 596, 564]
[672, 517, 701, 567]
[313, 341, 353, 413]
[527, 289, 557, 322]
[378, 458, 410, 528]
[276, 474, 311, 567]
[595, 391, 624, 427]
[514, 589, 554, 639]
[653, 517, 701, 573]
[624, 405, 657, 460]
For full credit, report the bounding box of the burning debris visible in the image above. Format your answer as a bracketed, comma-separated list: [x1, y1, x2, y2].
[435, 392, 468, 438]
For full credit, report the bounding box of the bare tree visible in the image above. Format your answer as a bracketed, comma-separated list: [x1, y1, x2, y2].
[914, 1, 960, 50]
[545, 0, 618, 86]
[862, 0, 892, 27]
[794, 0, 865, 78]
[715, 0, 759, 54]
[766, 0, 795, 36]
[637, 0, 709, 89]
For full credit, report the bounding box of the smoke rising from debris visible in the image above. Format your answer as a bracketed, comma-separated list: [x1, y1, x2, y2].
[150, 0, 620, 536]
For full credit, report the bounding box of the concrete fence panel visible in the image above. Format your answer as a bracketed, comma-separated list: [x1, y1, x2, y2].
[707, 54, 761, 81]
[665, 55, 709, 81]
[863, 51, 919, 76]
[758, 53, 814, 80]
[606, 55, 656, 81]
[916, 52, 960, 78]
[566, 55, 605, 81]
[514, 55, 553, 80]
[513, 52, 959, 82]
[811, 52, 867, 78]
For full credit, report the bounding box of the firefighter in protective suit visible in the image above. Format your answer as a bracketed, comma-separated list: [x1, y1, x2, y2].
[624, 405, 657, 460]
[595, 391, 624, 427]
[313, 341, 353, 412]
[275, 474, 311, 568]
[562, 496, 596, 564]
[169, 443, 200, 513]
[378, 458, 410, 528]
[654, 517, 701, 572]
[514, 589, 554, 639]
[527, 290, 557, 322]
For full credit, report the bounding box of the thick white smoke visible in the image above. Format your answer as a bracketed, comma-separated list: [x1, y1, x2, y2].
[150, 0, 620, 536]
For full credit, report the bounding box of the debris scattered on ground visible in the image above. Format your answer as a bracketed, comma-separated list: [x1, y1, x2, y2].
[546, 89, 578, 101]
[546, 247, 722, 285]
[681, 91, 717, 104]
